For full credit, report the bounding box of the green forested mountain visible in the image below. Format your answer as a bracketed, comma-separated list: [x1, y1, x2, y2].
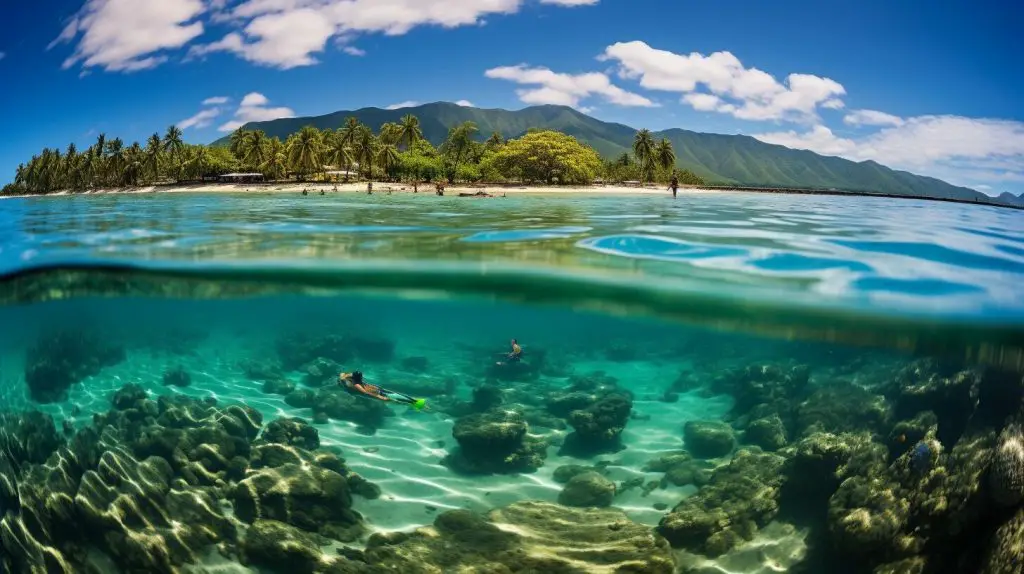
[211, 101, 989, 201]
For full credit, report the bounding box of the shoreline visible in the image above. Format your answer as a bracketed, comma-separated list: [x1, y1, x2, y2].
[2, 181, 1021, 209]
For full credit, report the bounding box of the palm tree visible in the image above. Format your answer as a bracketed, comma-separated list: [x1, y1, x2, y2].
[377, 142, 400, 181]
[655, 138, 676, 175]
[440, 121, 478, 183]
[240, 130, 269, 171]
[338, 118, 362, 181]
[354, 125, 378, 184]
[163, 125, 185, 181]
[106, 138, 126, 186]
[262, 138, 288, 181]
[324, 132, 352, 181]
[145, 133, 162, 182]
[379, 122, 402, 146]
[122, 142, 145, 186]
[287, 126, 323, 181]
[632, 129, 655, 184]
[486, 131, 504, 149]
[229, 128, 249, 157]
[397, 114, 424, 150]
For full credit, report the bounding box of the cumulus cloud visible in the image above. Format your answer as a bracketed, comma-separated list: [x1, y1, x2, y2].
[386, 101, 421, 110]
[203, 96, 230, 105]
[599, 41, 845, 122]
[485, 64, 656, 109]
[844, 109, 904, 127]
[191, 0, 586, 69]
[177, 108, 222, 130]
[50, 0, 590, 72]
[50, 0, 206, 72]
[754, 116, 1024, 190]
[218, 92, 295, 132]
[455, 100, 474, 107]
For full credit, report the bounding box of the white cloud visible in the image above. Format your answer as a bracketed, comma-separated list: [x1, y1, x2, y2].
[455, 100, 474, 107]
[754, 116, 1024, 191]
[51, 0, 206, 72]
[599, 41, 845, 122]
[177, 108, 222, 130]
[485, 64, 656, 109]
[203, 96, 230, 105]
[386, 101, 421, 110]
[190, 0, 587, 70]
[217, 92, 295, 132]
[844, 109, 904, 127]
[342, 46, 366, 56]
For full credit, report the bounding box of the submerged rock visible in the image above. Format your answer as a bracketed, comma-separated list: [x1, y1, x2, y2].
[553, 463, 601, 484]
[745, 414, 788, 451]
[24, 330, 126, 403]
[364, 501, 675, 573]
[230, 462, 364, 542]
[981, 507, 1024, 574]
[162, 365, 191, 387]
[658, 450, 785, 556]
[442, 410, 548, 474]
[312, 388, 391, 430]
[559, 393, 633, 457]
[262, 417, 320, 451]
[990, 423, 1024, 507]
[557, 471, 616, 508]
[796, 381, 891, 437]
[684, 420, 736, 459]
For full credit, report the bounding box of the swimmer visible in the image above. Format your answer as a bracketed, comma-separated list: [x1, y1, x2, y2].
[496, 339, 523, 365]
[338, 371, 428, 411]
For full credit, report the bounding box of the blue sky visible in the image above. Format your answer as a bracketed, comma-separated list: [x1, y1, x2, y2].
[1, 0, 1022, 194]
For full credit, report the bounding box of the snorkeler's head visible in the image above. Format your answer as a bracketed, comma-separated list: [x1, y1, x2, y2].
[352, 371, 364, 384]
[511, 339, 517, 345]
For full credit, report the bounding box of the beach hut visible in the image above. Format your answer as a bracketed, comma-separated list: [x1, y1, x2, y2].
[218, 173, 265, 183]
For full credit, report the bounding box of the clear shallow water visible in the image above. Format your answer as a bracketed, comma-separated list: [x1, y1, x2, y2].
[0, 191, 1023, 574]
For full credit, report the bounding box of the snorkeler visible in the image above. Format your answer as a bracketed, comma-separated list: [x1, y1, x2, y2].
[338, 371, 428, 411]
[496, 339, 523, 365]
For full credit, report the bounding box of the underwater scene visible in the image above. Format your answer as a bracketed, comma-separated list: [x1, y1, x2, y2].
[0, 192, 1023, 574]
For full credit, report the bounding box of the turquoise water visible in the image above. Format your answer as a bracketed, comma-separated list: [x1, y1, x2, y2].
[0, 191, 1022, 573]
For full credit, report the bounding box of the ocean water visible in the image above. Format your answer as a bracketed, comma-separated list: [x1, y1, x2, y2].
[0, 191, 1022, 574]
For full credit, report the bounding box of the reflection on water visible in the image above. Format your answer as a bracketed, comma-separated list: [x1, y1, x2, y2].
[0, 191, 1021, 573]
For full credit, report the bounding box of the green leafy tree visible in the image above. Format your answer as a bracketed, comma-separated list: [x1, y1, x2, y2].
[354, 125, 378, 181]
[145, 133, 162, 182]
[377, 142, 401, 181]
[655, 138, 676, 175]
[163, 125, 185, 181]
[262, 138, 289, 180]
[488, 130, 603, 185]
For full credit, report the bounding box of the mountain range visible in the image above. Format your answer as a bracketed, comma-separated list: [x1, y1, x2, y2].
[211, 102, 1020, 207]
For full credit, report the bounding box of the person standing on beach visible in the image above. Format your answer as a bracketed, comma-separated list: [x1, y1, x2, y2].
[670, 173, 679, 198]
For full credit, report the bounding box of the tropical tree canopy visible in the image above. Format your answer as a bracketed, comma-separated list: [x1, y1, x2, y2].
[1, 114, 705, 196]
[486, 130, 603, 185]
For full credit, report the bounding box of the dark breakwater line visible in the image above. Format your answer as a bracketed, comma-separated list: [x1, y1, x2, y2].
[2, 260, 1022, 373]
[696, 185, 1024, 211]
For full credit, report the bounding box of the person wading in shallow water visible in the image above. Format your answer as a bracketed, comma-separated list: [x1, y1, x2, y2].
[670, 173, 679, 199]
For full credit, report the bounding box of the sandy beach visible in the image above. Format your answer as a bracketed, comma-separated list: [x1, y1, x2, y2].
[2, 181, 718, 198]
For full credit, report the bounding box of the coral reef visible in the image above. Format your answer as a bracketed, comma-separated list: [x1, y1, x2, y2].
[658, 450, 786, 556]
[24, 330, 126, 403]
[0, 383, 378, 573]
[744, 414, 788, 451]
[684, 420, 736, 459]
[364, 501, 675, 573]
[559, 392, 633, 457]
[557, 471, 616, 507]
[442, 410, 548, 474]
[990, 423, 1024, 507]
